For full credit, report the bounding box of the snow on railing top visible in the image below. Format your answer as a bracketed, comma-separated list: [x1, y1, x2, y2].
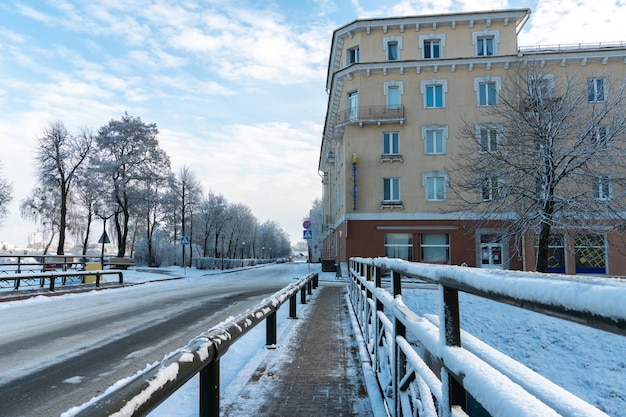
[353, 257, 626, 336]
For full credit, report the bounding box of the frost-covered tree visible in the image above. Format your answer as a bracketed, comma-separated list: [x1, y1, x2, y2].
[35, 121, 94, 255]
[20, 187, 61, 254]
[450, 62, 626, 272]
[0, 161, 12, 224]
[195, 192, 229, 257]
[175, 165, 203, 267]
[94, 113, 171, 257]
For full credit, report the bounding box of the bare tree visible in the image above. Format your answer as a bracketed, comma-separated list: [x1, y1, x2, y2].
[34, 121, 94, 255]
[0, 161, 12, 224]
[450, 61, 626, 272]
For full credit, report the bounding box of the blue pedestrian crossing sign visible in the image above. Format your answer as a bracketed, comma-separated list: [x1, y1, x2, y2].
[303, 230, 313, 240]
[180, 236, 190, 245]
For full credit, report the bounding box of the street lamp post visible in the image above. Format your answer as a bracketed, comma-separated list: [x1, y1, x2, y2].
[93, 202, 116, 268]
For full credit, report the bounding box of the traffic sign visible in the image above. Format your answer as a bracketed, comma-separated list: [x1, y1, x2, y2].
[180, 236, 190, 245]
[302, 219, 312, 230]
[303, 230, 313, 240]
[98, 231, 110, 244]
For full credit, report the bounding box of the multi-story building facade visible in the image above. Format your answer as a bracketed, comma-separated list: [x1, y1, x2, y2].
[319, 9, 626, 275]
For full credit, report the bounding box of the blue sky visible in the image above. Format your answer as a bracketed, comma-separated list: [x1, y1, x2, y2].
[0, 0, 624, 247]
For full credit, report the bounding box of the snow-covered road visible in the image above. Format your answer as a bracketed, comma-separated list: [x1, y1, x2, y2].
[0, 263, 311, 417]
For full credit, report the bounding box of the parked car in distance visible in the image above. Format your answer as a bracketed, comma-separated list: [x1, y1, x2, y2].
[275, 257, 285, 263]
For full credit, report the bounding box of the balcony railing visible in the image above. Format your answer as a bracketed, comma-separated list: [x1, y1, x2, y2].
[336, 105, 404, 127]
[519, 41, 626, 53]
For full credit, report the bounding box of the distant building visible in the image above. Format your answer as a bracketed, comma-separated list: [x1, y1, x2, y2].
[319, 9, 626, 274]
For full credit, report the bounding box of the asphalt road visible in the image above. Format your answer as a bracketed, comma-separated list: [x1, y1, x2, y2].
[0, 264, 303, 417]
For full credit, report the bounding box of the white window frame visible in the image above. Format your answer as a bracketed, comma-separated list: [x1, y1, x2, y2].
[347, 90, 358, 121]
[475, 124, 501, 152]
[474, 76, 501, 106]
[528, 74, 554, 99]
[422, 125, 448, 154]
[480, 174, 504, 201]
[383, 132, 400, 155]
[419, 34, 445, 59]
[422, 172, 448, 201]
[383, 177, 401, 202]
[347, 46, 360, 65]
[472, 30, 500, 56]
[421, 79, 447, 109]
[384, 81, 403, 110]
[588, 77, 606, 102]
[593, 175, 612, 200]
[384, 36, 402, 61]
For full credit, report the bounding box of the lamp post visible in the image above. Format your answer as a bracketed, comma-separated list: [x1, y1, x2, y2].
[93, 202, 116, 268]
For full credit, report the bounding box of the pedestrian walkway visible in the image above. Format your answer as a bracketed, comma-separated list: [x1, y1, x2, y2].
[221, 279, 379, 417]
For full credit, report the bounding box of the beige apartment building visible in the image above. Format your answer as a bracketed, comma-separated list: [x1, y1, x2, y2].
[319, 9, 626, 275]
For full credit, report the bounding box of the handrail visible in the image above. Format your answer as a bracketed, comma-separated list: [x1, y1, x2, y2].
[0, 270, 123, 290]
[64, 272, 319, 417]
[348, 257, 623, 417]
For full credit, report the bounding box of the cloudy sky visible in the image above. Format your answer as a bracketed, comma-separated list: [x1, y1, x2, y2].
[0, 0, 624, 248]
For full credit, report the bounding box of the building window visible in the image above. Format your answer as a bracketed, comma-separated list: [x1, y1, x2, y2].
[480, 175, 503, 201]
[474, 76, 501, 106]
[472, 30, 499, 56]
[384, 81, 403, 110]
[476, 124, 500, 152]
[588, 78, 606, 102]
[387, 86, 400, 109]
[383, 132, 400, 155]
[420, 34, 445, 59]
[592, 126, 609, 149]
[384, 36, 402, 61]
[348, 91, 358, 121]
[476, 36, 494, 56]
[593, 175, 612, 200]
[424, 39, 440, 58]
[574, 234, 606, 274]
[420, 234, 450, 264]
[383, 177, 400, 202]
[534, 233, 566, 273]
[422, 125, 447, 154]
[480, 234, 503, 269]
[421, 79, 447, 109]
[347, 46, 359, 65]
[384, 233, 413, 261]
[528, 75, 554, 99]
[423, 172, 447, 201]
[479, 82, 497, 106]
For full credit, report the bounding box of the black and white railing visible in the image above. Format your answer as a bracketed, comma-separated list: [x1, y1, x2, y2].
[348, 257, 625, 417]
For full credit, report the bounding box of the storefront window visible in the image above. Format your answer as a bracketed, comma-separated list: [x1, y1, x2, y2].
[384, 233, 413, 261]
[534, 234, 566, 273]
[420, 234, 450, 264]
[574, 234, 606, 274]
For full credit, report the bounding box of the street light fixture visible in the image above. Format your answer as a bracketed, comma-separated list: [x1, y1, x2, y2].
[93, 202, 118, 268]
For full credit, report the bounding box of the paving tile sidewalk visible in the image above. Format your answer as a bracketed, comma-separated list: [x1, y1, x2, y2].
[221, 281, 375, 417]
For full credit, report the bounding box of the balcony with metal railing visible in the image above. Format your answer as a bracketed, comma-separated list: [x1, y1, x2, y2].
[335, 104, 404, 127]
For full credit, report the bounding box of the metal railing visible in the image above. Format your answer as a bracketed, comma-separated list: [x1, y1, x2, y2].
[0, 270, 123, 291]
[519, 41, 626, 53]
[348, 257, 625, 417]
[65, 272, 319, 417]
[335, 105, 404, 126]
